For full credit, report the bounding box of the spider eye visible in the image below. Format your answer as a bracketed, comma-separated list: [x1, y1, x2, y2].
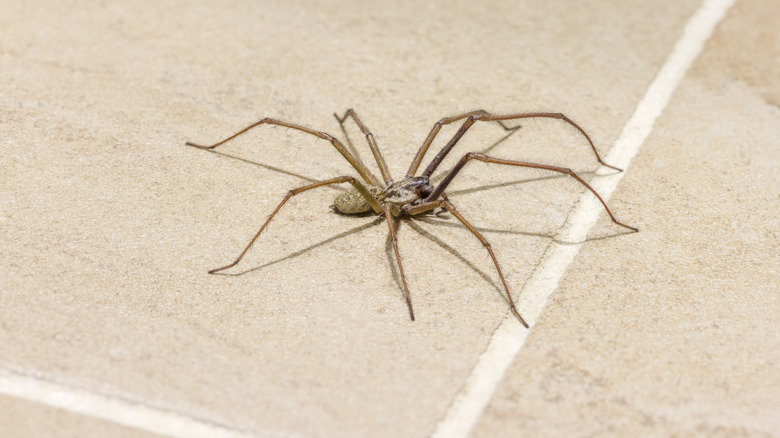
[408, 178, 433, 197]
[415, 185, 432, 197]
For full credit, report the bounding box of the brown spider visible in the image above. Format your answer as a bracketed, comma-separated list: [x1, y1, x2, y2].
[185, 109, 637, 328]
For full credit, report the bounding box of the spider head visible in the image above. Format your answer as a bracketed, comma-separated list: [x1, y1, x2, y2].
[383, 176, 433, 205]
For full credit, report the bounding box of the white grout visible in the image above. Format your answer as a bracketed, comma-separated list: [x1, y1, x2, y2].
[430, 0, 735, 436]
[0, 367, 286, 438]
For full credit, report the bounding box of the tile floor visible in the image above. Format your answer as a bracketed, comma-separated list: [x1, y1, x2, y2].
[1, 0, 776, 437]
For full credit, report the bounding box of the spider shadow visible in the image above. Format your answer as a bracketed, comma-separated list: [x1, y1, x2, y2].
[387, 218, 510, 308]
[430, 171, 636, 244]
[198, 148, 346, 192]
[424, 173, 580, 241]
[444, 173, 569, 198]
[426, 123, 631, 243]
[417, 213, 637, 246]
[553, 225, 639, 244]
[414, 214, 552, 240]
[211, 215, 385, 276]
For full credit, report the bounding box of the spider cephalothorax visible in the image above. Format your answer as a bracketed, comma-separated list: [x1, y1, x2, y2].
[186, 108, 637, 327]
[332, 176, 434, 215]
[382, 176, 434, 206]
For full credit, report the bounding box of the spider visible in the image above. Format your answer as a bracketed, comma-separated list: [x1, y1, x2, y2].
[185, 109, 637, 328]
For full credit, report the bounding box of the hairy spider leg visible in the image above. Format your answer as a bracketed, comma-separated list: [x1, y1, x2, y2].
[440, 197, 529, 328]
[406, 110, 520, 177]
[185, 118, 380, 186]
[383, 204, 415, 320]
[427, 153, 638, 232]
[208, 176, 382, 274]
[412, 111, 623, 180]
[402, 195, 530, 327]
[335, 109, 393, 185]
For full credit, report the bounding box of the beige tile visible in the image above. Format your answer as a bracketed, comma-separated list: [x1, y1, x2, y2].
[473, 0, 780, 436]
[1, 0, 707, 436]
[0, 393, 167, 438]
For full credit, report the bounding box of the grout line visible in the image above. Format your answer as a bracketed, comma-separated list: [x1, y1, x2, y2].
[430, 0, 735, 436]
[0, 367, 286, 438]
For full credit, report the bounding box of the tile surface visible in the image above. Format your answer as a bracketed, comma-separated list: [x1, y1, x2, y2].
[472, 0, 780, 436]
[2, 0, 773, 437]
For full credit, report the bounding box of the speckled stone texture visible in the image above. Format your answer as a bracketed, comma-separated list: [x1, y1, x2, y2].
[1, 0, 775, 437]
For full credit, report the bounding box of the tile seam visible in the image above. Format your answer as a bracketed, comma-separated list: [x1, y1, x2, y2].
[430, 0, 736, 436]
[0, 366, 288, 438]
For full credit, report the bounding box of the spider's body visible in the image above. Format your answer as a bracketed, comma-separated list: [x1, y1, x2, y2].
[186, 108, 637, 328]
[332, 185, 384, 214]
[382, 176, 434, 207]
[334, 176, 435, 215]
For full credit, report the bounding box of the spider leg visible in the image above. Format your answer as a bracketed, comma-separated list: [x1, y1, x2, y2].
[186, 117, 380, 186]
[383, 204, 415, 321]
[402, 195, 528, 326]
[416, 111, 621, 179]
[403, 199, 445, 216]
[406, 110, 520, 177]
[439, 195, 529, 328]
[334, 109, 393, 185]
[427, 152, 638, 232]
[209, 176, 382, 274]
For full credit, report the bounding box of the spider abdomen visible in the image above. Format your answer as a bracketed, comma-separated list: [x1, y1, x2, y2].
[332, 185, 384, 214]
